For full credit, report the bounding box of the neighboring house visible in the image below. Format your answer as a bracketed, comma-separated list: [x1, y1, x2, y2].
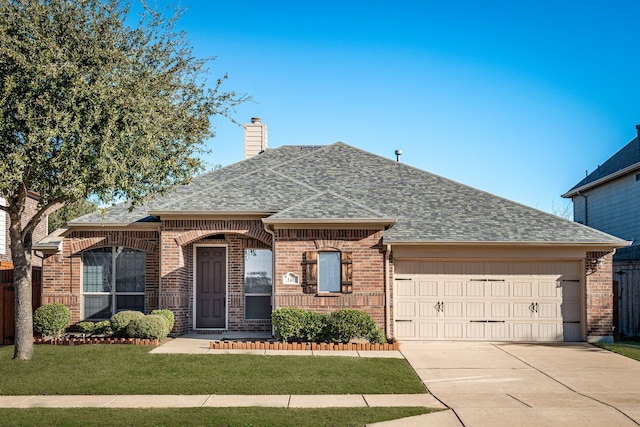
[36, 119, 627, 343]
[1, 192, 47, 344]
[1, 192, 47, 269]
[562, 125, 640, 336]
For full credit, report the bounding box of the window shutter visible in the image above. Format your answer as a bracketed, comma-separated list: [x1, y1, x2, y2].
[340, 251, 353, 294]
[303, 251, 318, 294]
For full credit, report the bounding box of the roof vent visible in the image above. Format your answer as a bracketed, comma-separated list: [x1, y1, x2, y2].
[395, 149, 402, 162]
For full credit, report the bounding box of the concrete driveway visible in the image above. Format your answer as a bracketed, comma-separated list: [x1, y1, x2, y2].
[400, 342, 640, 427]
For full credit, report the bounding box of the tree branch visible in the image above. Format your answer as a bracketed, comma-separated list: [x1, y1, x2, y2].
[22, 197, 65, 239]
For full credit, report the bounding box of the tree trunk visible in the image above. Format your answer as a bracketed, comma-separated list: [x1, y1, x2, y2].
[9, 209, 34, 361]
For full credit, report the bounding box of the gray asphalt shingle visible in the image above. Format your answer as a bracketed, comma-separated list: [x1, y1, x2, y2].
[70, 142, 626, 245]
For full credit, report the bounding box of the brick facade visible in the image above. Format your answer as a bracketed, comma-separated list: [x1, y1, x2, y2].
[585, 251, 615, 342]
[42, 230, 160, 325]
[273, 228, 387, 332]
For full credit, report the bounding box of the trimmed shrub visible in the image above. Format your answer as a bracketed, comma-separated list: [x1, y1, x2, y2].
[94, 320, 113, 336]
[326, 309, 387, 344]
[110, 310, 144, 337]
[151, 309, 175, 334]
[33, 303, 71, 338]
[126, 314, 169, 339]
[76, 320, 113, 336]
[272, 308, 328, 342]
[76, 321, 95, 335]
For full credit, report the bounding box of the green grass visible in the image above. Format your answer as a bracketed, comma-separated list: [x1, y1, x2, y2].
[0, 407, 435, 427]
[0, 345, 426, 395]
[597, 342, 640, 361]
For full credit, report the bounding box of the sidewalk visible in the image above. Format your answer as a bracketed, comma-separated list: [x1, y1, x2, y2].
[0, 394, 446, 409]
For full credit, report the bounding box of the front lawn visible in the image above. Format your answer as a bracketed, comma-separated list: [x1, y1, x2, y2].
[0, 345, 426, 395]
[0, 407, 435, 427]
[596, 342, 640, 362]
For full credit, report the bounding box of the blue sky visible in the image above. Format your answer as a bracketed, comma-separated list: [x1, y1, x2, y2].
[146, 0, 639, 215]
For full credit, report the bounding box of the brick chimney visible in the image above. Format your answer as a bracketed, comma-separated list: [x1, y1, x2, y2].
[244, 117, 268, 159]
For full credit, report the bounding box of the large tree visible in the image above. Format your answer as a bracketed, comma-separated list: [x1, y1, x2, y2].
[0, 0, 246, 360]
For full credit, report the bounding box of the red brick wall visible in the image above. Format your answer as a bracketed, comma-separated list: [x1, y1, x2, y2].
[273, 228, 386, 331]
[585, 251, 615, 342]
[160, 219, 272, 334]
[42, 230, 160, 325]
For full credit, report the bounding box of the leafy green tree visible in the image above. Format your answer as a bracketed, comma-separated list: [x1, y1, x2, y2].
[47, 199, 98, 233]
[0, 0, 246, 360]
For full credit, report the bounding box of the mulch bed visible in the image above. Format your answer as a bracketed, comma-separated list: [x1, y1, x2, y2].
[209, 340, 399, 351]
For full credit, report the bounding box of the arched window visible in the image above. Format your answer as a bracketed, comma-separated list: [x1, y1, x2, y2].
[82, 247, 145, 320]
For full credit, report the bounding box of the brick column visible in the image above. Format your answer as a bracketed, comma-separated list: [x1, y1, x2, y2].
[585, 251, 614, 343]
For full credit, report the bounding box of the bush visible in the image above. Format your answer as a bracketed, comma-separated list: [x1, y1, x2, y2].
[76, 320, 112, 336]
[151, 309, 175, 334]
[33, 303, 71, 338]
[94, 320, 113, 336]
[272, 308, 328, 342]
[110, 310, 144, 337]
[126, 315, 169, 339]
[326, 309, 387, 344]
[76, 321, 95, 335]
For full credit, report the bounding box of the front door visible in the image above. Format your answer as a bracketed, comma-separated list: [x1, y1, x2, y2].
[196, 247, 226, 328]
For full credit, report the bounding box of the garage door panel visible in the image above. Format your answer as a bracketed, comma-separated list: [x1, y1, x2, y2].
[467, 322, 485, 339]
[491, 323, 510, 339]
[444, 323, 463, 338]
[466, 281, 485, 297]
[444, 281, 463, 296]
[394, 260, 582, 342]
[397, 302, 416, 317]
[419, 322, 438, 338]
[491, 282, 510, 297]
[419, 301, 438, 317]
[466, 302, 485, 317]
[512, 282, 533, 297]
[537, 303, 558, 318]
[538, 281, 559, 297]
[513, 323, 532, 339]
[397, 281, 416, 296]
[444, 302, 463, 317]
[419, 281, 438, 296]
[491, 302, 510, 318]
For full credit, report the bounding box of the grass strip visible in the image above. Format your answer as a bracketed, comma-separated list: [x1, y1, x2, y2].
[0, 407, 435, 427]
[0, 345, 426, 395]
[596, 342, 640, 362]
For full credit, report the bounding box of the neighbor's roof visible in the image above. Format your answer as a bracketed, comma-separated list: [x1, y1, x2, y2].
[563, 136, 640, 198]
[70, 142, 627, 245]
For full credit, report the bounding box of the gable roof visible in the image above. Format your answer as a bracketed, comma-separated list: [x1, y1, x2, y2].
[563, 135, 640, 198]
[70, 142, 627, 246]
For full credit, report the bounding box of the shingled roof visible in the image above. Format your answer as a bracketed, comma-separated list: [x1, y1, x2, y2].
[563, 134, 640, 197]
[70, 142, 627, 245]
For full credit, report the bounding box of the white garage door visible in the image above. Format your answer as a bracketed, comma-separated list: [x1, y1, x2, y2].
[394, 261, 582, 342]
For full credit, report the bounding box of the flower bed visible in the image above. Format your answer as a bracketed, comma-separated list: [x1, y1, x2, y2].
[209, 340, 399, 351]
[33, 337, 159, 346]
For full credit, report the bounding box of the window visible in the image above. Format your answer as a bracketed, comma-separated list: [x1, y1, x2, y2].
[318, 252, 341, 292]
[244, 249, 272, 320]
[82, 247, 145, 320]
[303, 250, 352, 294]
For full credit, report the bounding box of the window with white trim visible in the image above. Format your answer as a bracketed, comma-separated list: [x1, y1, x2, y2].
[244, 249, 272, 320]
[82, 247, 145, 320]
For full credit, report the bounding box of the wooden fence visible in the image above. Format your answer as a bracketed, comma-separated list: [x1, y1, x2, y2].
[0, 268, 42, 345]
[614, 262, 640, 338]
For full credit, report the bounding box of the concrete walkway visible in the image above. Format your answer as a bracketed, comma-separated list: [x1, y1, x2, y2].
[401, 342, 640, 427]
[5, 337, 639, 427]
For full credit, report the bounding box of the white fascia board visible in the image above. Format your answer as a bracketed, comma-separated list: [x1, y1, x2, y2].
[562, 162, 640, 198]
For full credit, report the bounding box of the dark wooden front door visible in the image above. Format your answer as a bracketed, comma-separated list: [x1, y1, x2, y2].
[196, 247, 226, 328]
